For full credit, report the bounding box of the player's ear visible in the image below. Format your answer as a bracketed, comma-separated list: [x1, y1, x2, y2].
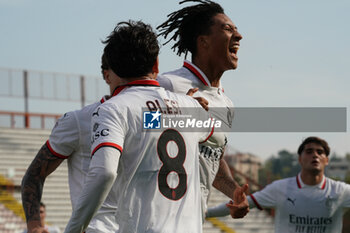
[152, 57, 159, 75]
[103, 70, 111, 84]
[325, 156, 329, 166]
[197, 35, 209, 49]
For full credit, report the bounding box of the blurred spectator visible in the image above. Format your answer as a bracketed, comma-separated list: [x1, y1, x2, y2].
[23, 202, 60, 233]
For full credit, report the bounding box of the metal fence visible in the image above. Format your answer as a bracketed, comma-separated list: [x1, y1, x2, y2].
[0, 67, 108, 129]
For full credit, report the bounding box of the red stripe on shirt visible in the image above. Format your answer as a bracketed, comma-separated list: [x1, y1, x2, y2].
[183, 61, 209, 86]
[46, 140, 69, 159]
[296, 176, 302, 189]
[112, 85, 128, 97]
[112, 80, 160, 97]
[91, 142, 123, 157]
[321, 178, 326, 189]
[100, 95, 110, 103]
[250, 194, 263, 210]
[199, 119, 215, 144]
[124, 79, 160, 87]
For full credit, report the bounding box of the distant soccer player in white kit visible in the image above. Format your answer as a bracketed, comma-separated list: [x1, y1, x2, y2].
[64, 20, 226, 233]
[207, 136, 350, 233]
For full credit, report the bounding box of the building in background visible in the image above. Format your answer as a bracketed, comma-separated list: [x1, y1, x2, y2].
[326, 159, 350, 181]
[224, 147, 262, 190]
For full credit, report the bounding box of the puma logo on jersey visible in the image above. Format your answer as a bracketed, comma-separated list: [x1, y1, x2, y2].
[287, 197, 296, 206]
[93, 107, 100, 117]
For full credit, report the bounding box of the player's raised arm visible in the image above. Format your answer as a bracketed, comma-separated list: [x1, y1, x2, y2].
[212, 155, 239, 199]
[21, 144, 64, 233]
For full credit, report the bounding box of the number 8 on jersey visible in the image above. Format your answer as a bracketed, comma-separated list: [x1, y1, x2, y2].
[157, 129, 187, 201]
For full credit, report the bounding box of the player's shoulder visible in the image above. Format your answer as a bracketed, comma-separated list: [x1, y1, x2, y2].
[326, 177, 350, 192]
[161, 66, 187, 78]
[159, 68, 197, 92]
[157, 73, 172, 83]
[98, 98, 120, 112]
[256, 177, 294, 196]
[54, 108, 78, 129]
[77, 100, 103, 115]
[97, 96, 131, 120]
[220, 91, 234, 105]
[50, 101, 102, 135]
[269, 177, 295, 188]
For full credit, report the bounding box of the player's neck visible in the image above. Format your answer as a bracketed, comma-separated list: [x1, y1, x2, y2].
[191, 57, 222, 87]
[300, 170, 324, 186]
[119, 74, 157, 85]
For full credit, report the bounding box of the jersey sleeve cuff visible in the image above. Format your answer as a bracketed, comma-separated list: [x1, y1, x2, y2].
[46, 140, 69, 159]
[91, 142, 123, 157]
[250, 194, 263, 210]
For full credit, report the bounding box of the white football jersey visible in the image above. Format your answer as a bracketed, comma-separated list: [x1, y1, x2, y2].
[91, 79, 217, 233]
[47, 96, 118, 232]
[248, 174, 350, 233]
[158, 60, 233, 216]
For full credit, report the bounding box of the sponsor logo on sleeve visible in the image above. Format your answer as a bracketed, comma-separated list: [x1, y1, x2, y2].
[91, 126, 110, 144]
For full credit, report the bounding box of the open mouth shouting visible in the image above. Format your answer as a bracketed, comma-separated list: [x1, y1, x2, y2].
[229, 44, 240, 59]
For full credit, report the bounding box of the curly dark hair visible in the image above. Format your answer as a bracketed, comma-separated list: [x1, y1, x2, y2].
[297, 136, 330, 156]
[157, 0, 224, 57]
[103, 20, 159, 78]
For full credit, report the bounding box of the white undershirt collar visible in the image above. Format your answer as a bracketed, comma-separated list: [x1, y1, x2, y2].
[296, 173, 326, 189]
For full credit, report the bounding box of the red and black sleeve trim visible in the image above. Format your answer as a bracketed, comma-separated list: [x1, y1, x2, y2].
[250, 194, 263, 210]
[46, 140, 69, 159]
[91, 142, 123, 157]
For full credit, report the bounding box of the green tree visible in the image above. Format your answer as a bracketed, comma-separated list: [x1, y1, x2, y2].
[259, 149, 299, 186]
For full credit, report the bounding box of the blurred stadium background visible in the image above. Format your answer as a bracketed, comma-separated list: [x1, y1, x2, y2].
[0, 67, 348, 232]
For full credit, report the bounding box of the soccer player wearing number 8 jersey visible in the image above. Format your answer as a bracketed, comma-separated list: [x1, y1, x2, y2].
[64, 21, 225, 233]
